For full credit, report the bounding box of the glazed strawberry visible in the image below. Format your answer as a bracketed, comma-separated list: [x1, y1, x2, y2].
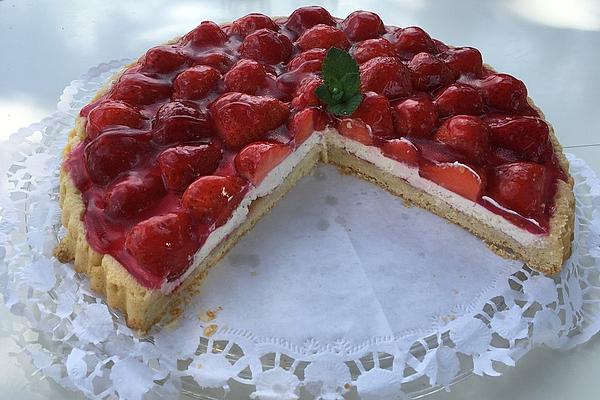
[420, 162, 486, 201]
[350, 92, 394, 138]
[288, 107, 330, 144]
[285, 6, 336, 35]
[413, 140, 469, 164]
[360, 56, 412, 98]
[287, 49, 327, 72]
[84, 132, 150, 185]
[477, 73, 528, 113]
[86, 100, 145, 140]
[158, 144, 222, 191]
[408, 52, 453, 91]
[391, 27, 436, 56]
[209, 93, 289, 149]
[125, 212, 197, 279]
[182, 21, 228, 48]
[433, 115, 490, 163]
[297, 24, 350, 51]
[230, 13, 279, 37]
[392, 98, 438, 138]
[105, 173, 165, 218]
[239, 29, 293, 64]
[342, 11, 385, 41]
[291, 77, 323, 109]
[352, 38, 397, 64]
[140, 45, 188, 74]
[172, 65, 221, 100]
[439, 47, 483, 78]
[152, 101, 212, 144]
[111, 72, 171, 105]
[434, 83, 484, 117]
[337, 118, 374, 146]
[432, 39, 449, 53]
[487, 147, 521, 166]
[183, 175, 248, 225]
[193, 52, 235, 73]
[381, 138, 419, 166]
[224, 60, 267, 95]
[235, 142, 292, 185]
[488, 162, 547, 217]
[485, 116, 551, 162]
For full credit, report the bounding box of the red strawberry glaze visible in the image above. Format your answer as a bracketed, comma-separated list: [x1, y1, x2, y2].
[69, 10, 569, 289]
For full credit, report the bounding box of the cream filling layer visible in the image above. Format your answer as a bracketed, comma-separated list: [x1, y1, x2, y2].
[161, 130, 547, 294]
[325, 131, 547, 248]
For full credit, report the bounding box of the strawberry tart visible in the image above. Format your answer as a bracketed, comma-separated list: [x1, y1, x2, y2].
[55, 7, 575, 331]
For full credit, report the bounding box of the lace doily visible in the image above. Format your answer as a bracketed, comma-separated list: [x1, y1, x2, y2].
[1, 60, 600, 400]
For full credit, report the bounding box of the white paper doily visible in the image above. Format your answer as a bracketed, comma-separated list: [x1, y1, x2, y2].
[1, 60, 600, 400]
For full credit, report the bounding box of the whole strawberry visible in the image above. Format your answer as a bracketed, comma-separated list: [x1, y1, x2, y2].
[209, 93, 289, 149]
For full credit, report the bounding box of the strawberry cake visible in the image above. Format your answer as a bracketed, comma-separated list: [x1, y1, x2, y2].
[55, 7, 575, 331]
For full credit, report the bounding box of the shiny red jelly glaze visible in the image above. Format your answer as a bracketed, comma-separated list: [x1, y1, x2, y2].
[69, 9, 568, 288]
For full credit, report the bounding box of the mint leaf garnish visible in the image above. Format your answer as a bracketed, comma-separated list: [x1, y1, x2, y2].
[316, 48, 363, 116]
[327, 93, 363, 116]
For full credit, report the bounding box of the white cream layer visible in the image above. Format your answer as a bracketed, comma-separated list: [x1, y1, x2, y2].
[325, 131, 547, 247]
[161, 130, 547, 294]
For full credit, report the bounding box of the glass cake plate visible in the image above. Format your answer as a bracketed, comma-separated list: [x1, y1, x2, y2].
[1, 60, 600, 400]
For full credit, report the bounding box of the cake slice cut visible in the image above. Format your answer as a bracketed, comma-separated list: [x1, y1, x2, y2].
[55, 7, 574, 331]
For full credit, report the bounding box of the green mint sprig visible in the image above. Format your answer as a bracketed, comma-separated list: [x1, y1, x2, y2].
[315, 48, 363, 116]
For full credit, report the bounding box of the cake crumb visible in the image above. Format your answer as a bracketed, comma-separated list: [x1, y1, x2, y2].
[204, 324, 218, 337]
[170, 306, 183, 318]
[344, 383, 351, 390]
[199, 306, 222, 322]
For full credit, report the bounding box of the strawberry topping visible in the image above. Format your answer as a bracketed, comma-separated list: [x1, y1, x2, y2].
[434, 115, 490, 164]
[289, 107, 330, 145]
[285, 6, 336, 36]
[152, 101, 212, 144]
[381, 138, 419, 166]
[210, 93, 289, 149]
[420, 162, 487, 202]
[239, 29, 293, 65]
[393, 97, 438, 138]
[391, 26, 437, 56]
[235, 141, 292, 185]
[337, 118, 374, 146]
[342, 11, 385, 41]
[105, 173, 166, 218]
[287, 48, 327, 72]
[158, 144, 222, 191]
[125, 212, 197, 280]
[350, 92, 394, 138]
[351, 38, 397, 64]
[140, 45, 189, 74]
[182, 175, 248, 227]
[297, 24, 350, 51]
[230, 13, 279, 37]
[68, 8, 567, 287]
[86, 100, 146, 140]
[224, 60, 267, 95]
[488, 162, 547, 218]
[359, 56, 412, 98]
[173, 65, 221, 100]
[434, 83, 484, 117]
